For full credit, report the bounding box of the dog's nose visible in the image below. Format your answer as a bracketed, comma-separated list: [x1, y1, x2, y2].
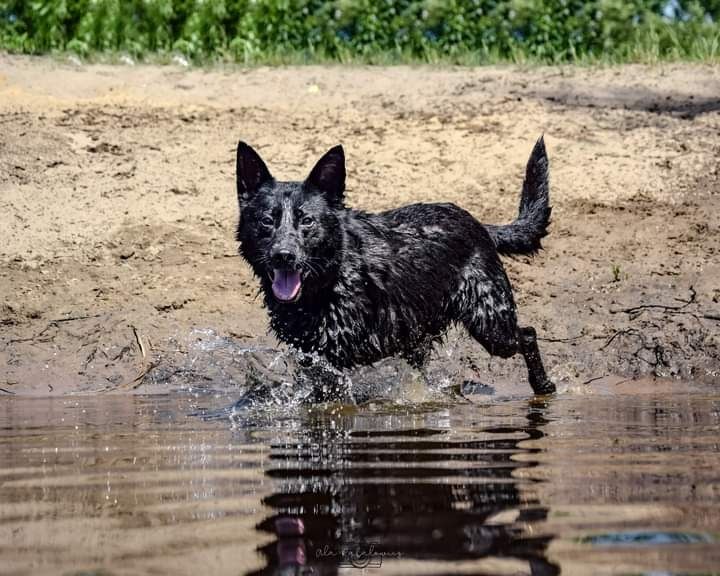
[271, 250, 297, 268]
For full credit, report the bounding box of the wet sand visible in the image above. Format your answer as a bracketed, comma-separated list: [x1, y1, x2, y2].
[0, 55, 719, 394]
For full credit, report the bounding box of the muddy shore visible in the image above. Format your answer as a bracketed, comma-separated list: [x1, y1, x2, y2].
[1, 55, 718, 395]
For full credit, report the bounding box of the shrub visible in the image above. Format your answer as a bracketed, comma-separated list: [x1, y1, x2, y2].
[0, 0, 718, 63]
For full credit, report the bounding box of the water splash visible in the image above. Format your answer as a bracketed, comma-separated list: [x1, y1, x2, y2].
[150, 328, 493, 419]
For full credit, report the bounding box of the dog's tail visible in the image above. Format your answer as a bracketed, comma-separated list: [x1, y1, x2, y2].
[485, 136, 551, 256]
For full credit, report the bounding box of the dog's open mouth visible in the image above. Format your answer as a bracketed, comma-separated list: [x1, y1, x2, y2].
[271, 269, 302, 302]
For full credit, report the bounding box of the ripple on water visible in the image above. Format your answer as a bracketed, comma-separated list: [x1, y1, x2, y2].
[1, 381, 720, 575]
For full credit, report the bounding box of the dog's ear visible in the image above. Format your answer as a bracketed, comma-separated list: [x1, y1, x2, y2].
[236, 141, 272, 202]
[306, 145, 345, 205]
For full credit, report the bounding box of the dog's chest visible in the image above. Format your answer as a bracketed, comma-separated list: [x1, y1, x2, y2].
[268, 284, 387, 368]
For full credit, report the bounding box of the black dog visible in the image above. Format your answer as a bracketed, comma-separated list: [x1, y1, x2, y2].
[235, 138, 555, 395]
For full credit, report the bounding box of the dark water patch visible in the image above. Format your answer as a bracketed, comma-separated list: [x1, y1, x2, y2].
[535, 87, 720, 120]
[580, 530, 714, 547]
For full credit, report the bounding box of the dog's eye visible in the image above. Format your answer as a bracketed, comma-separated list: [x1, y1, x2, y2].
[260, 215, 274, 227]
[300, 216, 314, 227]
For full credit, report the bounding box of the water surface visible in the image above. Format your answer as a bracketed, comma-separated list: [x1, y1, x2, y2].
[2, 387, 719, 575]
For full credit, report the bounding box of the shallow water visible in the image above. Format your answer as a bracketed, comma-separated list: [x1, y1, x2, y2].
[2, 387, 720, 576]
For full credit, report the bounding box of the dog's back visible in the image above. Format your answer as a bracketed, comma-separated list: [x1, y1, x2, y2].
[314, 202, 505, 367]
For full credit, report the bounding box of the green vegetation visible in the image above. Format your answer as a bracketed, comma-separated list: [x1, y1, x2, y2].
[1, 1, 719, 64]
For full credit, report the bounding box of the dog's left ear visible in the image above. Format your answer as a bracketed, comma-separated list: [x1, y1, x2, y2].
[306, 145, 345, 205]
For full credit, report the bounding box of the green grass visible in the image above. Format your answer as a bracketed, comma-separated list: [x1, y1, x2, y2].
[1, 1, 719, 65]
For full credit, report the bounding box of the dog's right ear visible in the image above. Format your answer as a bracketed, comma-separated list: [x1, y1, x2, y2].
[236, 141, 272, 202]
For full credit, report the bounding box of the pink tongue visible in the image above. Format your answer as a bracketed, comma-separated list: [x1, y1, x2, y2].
[272, 269, 302, 301]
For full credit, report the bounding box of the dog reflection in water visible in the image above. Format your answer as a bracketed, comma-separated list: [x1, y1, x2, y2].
[248, 411, 560, 575]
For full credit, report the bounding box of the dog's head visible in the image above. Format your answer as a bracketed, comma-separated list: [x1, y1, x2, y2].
[235, 142, 345, 304]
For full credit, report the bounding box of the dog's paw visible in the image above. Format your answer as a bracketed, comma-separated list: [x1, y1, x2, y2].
[530, 378, 556, 395]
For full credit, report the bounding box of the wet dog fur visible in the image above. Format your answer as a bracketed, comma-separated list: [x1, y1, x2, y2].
[235, 138, 555, 395]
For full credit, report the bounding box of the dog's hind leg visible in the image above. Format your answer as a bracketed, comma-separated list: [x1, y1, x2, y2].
[465, 323, 555, 395]
[518, 326, 555, 394]
[455, 263, 555, 395]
